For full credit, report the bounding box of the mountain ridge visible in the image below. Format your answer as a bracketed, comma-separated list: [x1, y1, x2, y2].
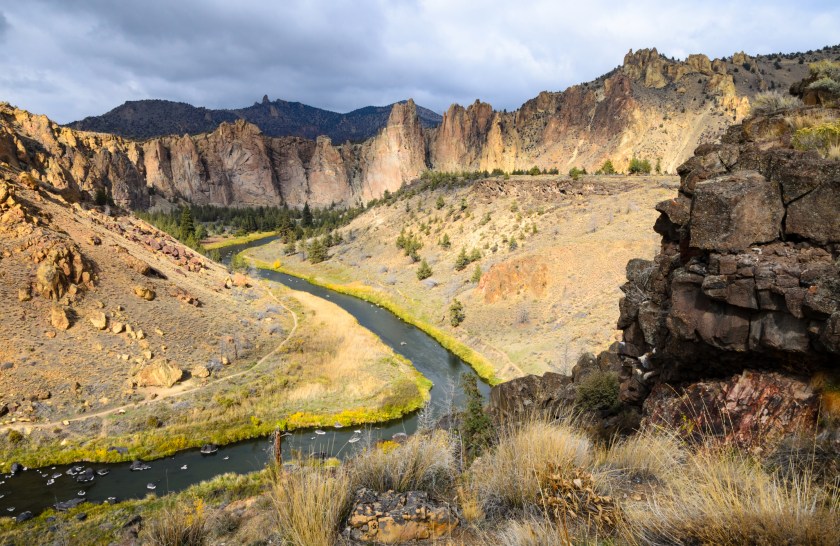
[67, 97, 443, 142]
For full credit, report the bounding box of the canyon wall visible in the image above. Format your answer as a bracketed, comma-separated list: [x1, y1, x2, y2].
[1, 47, 832, 209]
[0, 100, 426, 210]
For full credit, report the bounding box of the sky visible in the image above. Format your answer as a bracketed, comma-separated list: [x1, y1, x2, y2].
[0, 0, 838, 124]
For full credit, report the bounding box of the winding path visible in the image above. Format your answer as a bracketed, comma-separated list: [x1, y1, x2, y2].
[3, 280, 299, 432]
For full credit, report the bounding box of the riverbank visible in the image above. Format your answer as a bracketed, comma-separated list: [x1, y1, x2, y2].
[0, 282, 431, 471]
[245, 256, 500, 385]
[202, 231, 278, 250]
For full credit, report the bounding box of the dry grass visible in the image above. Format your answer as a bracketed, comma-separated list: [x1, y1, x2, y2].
[271, 466, 353, 546]
[350, 429, 458, 497]
[622, 447, 839, 545]
[141, 498, 210, 546]
[598, 429, 684, 482]
[466, 420, 594, 515]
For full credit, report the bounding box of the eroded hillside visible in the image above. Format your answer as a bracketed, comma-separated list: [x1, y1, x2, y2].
[247, 174, 676, 380]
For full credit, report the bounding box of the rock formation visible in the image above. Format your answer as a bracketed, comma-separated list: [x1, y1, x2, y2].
[343, 488, 458, 543]
[606, 103, 840, 444]
[3, 46, 835, 211]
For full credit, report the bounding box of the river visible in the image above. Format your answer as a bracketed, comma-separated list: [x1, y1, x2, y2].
[0, 237, 488, 518]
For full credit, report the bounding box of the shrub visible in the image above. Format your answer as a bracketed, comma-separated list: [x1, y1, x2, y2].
[597, 159, 616, 175]
[416, 259, 432, 280]
[94, 187, 109, 206]
[350, 430, 457, 496]
[568, 166, 586, 180]
[627, 157, 652, 174]
[435, 195, 445, 209]
[575, 371, 621, 415]
[449, 299, 465, 326]
[7, 429, 23, 444]
[272, 467, 352, 546]
[792, 120, 840, 159]
[752, 90, 803, 113]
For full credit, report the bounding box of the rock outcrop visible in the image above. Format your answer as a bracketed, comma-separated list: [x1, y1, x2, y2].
[607, 103, 840, 444]
[343, 488, 458, 544]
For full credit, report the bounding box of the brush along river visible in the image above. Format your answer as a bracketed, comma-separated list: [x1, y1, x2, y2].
[0, 236, 489, 518]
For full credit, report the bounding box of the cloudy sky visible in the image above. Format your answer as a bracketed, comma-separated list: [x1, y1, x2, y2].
[1, 0, 838, 123]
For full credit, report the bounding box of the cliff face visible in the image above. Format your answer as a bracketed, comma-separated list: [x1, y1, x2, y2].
[0, 100, 427, 209]
[3, 46, 836, 210]
[608, 104, 840, 443]
[427, 47, 824, 175]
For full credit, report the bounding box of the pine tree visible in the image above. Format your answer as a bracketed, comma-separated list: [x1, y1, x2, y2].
[301, 202, 313, 228]
[449, 299, 465, 326]
[454, 247, 469, 271]
[471, 264, 482, 283]
[416, 259, 433, 280]
[307, 238, 328, 263]
[179, 207, 195, 239]
[460, 373, 493, 460]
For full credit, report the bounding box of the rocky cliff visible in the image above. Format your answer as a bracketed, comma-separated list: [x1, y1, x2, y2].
[428, 47, 839, 175]
[0, 100, 427, 209]
[2, 46, 836, 211]
[607, 102, 840, 444]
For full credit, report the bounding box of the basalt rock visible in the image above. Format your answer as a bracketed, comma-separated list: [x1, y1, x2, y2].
[609, 105, 840, 443]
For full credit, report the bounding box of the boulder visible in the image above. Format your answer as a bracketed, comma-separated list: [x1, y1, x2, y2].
[689, 171, 784, 251]
[90, 311, 108, 330]
[190, 364, 210, 379]
[135, 359, 183, 388]
[112, 321, 125, 334]
[343, 488, 458, 544]
[17, 287, 31, 302]
[133, 285, 156, 301]
[50, 305, 70, 330]
[489, 371, 574, 419]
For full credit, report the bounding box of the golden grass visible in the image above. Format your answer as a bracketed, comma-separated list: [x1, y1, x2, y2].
[271, 467, 352, 546]
[141, 498, 210, 546]
[350, 429, 457, 497]
[621, 447, 839, 545]
[598, 429, 684, 482]
[466, 420, 594, 513]
[202, 231, 278, 250]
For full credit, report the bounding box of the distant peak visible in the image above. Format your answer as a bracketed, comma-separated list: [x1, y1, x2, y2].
[262, 95, 270, 104]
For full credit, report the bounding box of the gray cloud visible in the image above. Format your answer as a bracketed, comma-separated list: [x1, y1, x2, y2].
[0, 0, 838, 123]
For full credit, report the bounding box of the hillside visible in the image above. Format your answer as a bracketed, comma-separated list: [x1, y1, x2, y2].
[246, 174, 676, 379]
[68, 97, 443, 142]
[0, 162, 429, 470]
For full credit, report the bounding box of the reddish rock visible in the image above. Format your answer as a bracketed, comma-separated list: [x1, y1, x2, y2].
[643, 370, 819, 447]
